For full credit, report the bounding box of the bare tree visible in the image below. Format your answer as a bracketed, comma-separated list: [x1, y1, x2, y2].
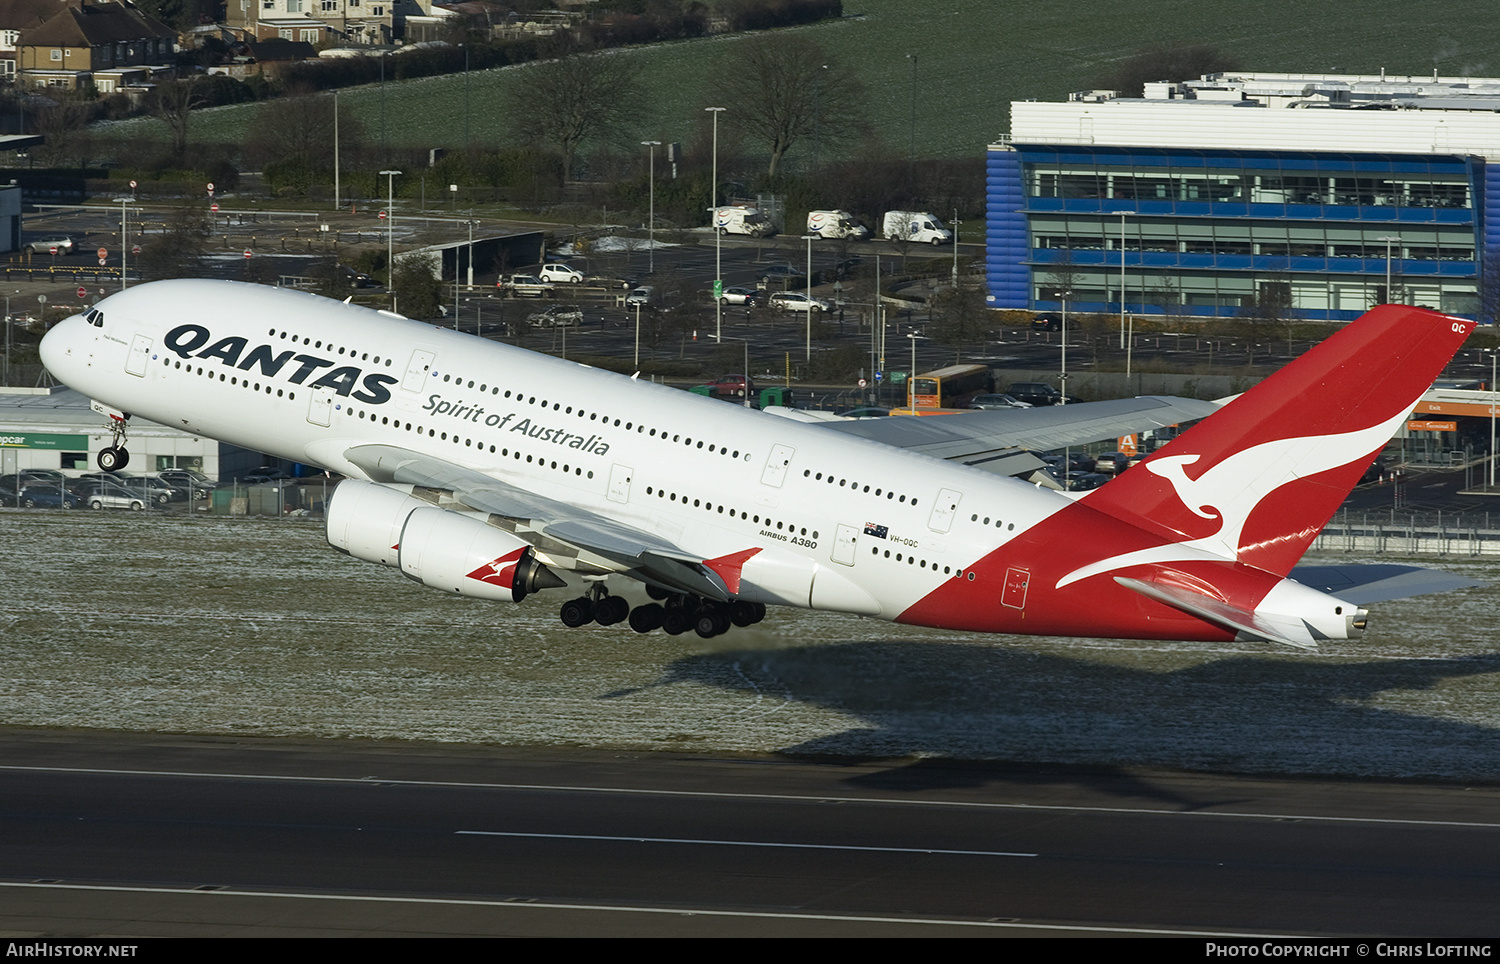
[710, 36, 867, 177]
[150, 79, 207, 161]
[33, 98, 92, 167]
[507, 53, 643, 181]
[928, 286, 992, 362]
[138, 207, 211, 281]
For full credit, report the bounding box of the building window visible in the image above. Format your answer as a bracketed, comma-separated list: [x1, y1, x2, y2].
[1, 31, 18, 47]
[50, 48, 61, 61]
[300, 29, 318, 42]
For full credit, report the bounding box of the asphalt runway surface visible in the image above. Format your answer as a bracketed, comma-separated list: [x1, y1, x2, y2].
[3, 729, 1500, 938]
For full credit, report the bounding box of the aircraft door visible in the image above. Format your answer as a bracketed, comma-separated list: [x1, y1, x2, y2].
[927, 488, 962, 533]
[307, 387, 333, 427]
[607, 463, 632, 504]
[125, 334, 151, 377]
[1001, 567, 1030, 610]
[401, 349, 436, 392]
[761, 443, 794, 487]
[831, 524, 859, 566]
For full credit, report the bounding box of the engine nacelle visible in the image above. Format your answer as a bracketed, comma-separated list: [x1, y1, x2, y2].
[326, 478, 432, 567]
[398, 506, 565, 602]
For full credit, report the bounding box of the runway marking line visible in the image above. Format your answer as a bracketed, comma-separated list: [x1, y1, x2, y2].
[455, 829, 1037, 857]
[4, 763, 1499, 830]
[0, 880, 1291, 937]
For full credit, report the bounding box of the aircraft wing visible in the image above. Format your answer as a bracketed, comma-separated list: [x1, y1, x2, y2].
[343, 443, 734, 600]
[813, 396, 1222, 473]
[1288, 564, 1484, 604]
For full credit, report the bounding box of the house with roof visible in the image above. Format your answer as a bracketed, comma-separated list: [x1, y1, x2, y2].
[16, 0, 175, 91]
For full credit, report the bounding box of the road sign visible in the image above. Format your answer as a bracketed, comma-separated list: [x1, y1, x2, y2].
[713, 280, 723, 299]
[858, 378, 867, 388]
[48, 246, 56, 255]
[378, 211, 388, 220]
[76, 287, 86, 298]
[96, 247, 107, 259]
[97, 259, 105, 266]
[243, 249, 253, 259]
[211, 203, 219, 212]
[129, 179, 137, 189]
[132, 245, 141, 256]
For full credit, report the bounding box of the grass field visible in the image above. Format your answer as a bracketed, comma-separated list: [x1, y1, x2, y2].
[121, 1, 1500, 170]
[3, 508, 1499, 780]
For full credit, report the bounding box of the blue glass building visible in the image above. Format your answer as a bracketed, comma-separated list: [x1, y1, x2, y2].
[987, 74, 1500, 321]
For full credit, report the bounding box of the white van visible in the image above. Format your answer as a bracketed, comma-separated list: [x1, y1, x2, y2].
[806, 210, 869, 240]
[882, 210, 954, 245]
[711, 206, 776, 237]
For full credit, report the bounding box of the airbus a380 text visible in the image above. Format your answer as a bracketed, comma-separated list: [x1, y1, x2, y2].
[38, 280, 1477, 647]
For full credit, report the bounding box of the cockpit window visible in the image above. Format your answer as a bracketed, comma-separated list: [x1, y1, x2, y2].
[83, 308, 103, 328]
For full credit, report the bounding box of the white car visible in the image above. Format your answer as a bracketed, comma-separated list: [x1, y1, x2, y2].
[538, 264, 585, 284]
[768, 292, 831, 313]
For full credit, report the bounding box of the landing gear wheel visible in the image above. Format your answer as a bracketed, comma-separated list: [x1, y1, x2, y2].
[629, 603, 664, 633]
[661, 608, 692, 636]
[595, 595, 630, 626]
[559, 597, 595, 628]
[729, 601, 761, 627]
[97, 446, 128, 471]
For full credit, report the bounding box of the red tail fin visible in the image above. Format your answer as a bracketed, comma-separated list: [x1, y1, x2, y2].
[1085, 305, 1475, 576]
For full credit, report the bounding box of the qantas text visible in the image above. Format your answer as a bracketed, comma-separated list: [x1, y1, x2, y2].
[164, 324, 399, 404]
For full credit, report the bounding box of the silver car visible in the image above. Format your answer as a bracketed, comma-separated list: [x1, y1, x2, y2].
[76, 480, 147, 511]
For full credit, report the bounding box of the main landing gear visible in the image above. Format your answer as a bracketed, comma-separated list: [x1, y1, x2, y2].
[97, 416, 130, 471]
[557, 584, 766, 638]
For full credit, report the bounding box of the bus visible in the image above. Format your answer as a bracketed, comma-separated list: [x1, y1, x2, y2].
[908, 364, 994, 410]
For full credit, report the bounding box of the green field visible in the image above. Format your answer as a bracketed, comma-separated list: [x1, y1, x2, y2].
[119, 0, 1500, 167]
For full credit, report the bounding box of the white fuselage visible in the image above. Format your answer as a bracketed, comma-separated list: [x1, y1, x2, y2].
[40, 281, 1075, 625]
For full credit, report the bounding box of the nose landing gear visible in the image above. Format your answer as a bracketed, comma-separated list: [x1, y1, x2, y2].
[97, 416, 130, 471]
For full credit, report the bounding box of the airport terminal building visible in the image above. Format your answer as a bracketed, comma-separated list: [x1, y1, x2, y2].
[986, 72, 1500, 321]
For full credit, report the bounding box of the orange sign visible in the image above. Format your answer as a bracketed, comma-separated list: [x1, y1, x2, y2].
[1407, 420, 1457, 432]
[1118, 434, 1138, 456]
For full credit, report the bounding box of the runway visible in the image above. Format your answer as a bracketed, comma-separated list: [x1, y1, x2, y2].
[3, 730, 1498, 937]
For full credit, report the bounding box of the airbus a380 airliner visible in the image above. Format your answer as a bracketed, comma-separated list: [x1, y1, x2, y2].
[38, 280, 1478, 647]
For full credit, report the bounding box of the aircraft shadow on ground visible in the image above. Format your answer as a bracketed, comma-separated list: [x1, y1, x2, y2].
[625, 641, 1500, 785]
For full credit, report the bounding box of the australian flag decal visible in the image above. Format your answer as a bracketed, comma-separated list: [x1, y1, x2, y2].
[863, 523, 888, 539]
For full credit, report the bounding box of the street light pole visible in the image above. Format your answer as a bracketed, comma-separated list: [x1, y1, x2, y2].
[641, 140, 660, 275]
[113, 197, 131, 291]
[1060, 292, 1070, 406]
[1379, 234, 1402, 305]
[800, 234, 815, 360]
[380, 169, 402, 310]
[706, 107, 725, 342]
[1119, 211, 1127, 348]
[905, 53, 917, 161]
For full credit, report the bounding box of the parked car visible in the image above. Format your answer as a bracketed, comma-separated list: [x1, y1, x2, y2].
[1042, 452, 1098, 474]
[76, 472, 176, 504]
[527, 305, 584, 328]
[701, 374, 757, 401]
[496, 275, 554, 298]
[768, 292, 831, 313]
[158, 469, 215, 499]
[1007, 382, 1075, 406]
[17, 485, 80, 509]
[27, 236, 74, 255]
[244, 467, 292, 484]
[624, 285, 659, 309]
[1031, 312, 1062, 332]
[760, 264, 806, 286]
[75, 480, 147, 511]
[969, 393, 1033, 410]
[537, 264, 585, 284]
[717, 285, 761, 306]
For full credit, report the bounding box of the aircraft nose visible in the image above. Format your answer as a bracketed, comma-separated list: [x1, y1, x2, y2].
[39, 314, 84, 384]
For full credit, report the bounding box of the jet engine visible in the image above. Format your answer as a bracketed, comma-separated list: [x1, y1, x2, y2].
[325, 478, 431, 567]
[398, 506, 565, 603]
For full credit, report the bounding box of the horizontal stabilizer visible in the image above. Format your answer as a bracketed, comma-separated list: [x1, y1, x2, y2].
[1116, 575, 1319, 650]
[1289, 564, 1483, 604]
